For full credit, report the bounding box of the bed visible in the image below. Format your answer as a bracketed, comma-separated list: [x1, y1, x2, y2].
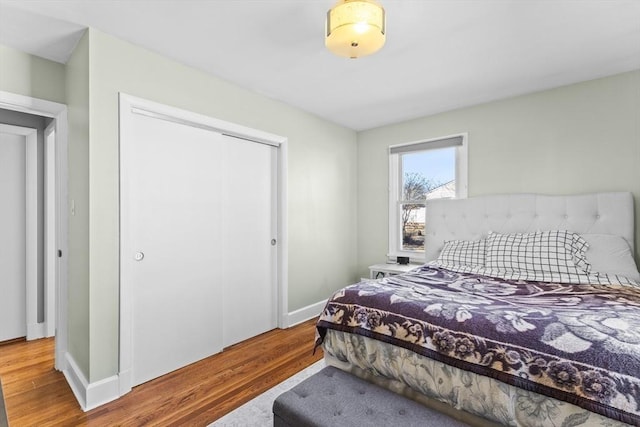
[316, 192, 640, 427]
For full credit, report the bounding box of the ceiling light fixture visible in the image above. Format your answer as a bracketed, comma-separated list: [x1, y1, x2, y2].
[325, 0, 386, 59]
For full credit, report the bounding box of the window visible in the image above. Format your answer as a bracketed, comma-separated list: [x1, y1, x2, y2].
[388, 134, 468, 259]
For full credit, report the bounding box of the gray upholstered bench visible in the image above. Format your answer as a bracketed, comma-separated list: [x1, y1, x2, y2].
[273, 366, 471, 427]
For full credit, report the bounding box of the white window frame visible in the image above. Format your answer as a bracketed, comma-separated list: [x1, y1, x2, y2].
[388, 133, 468, 262]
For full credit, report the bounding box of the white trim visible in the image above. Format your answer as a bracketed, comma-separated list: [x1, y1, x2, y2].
[24, 128, 39, 340]
[27, 321, 46, 339]
[122, 94, 286, 145]
[388, 133, 468, 260]
[285, 300, 326, 328]
[118, 368, 132, 396]
[270, 148, 279, 330]
[85, 374, 120, 411]
[45, 123, 57, 337]
[63, 352, 120, 412]
[388, 150, 402, 257]
[455, 133, 469, 199]
[0, 91, 69, 371]
[130, 107, 281, 147]
[63, 352, 87, 410]
[54, 109, 69, 371]
[118, 93, 288, 394]
[278, 139, 289, 329]
[0, 91, 65, 119]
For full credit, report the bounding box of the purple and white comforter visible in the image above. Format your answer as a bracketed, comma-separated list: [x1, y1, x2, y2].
[315, 266, 640, 425]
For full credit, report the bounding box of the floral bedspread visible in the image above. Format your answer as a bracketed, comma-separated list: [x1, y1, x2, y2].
[315, 266, 640, 426]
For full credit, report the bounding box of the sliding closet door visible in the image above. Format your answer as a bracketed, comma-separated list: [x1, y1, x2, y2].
[122, 108, 277, 387]
[221, 137, 277, 347]
[124, 113, 226, 386]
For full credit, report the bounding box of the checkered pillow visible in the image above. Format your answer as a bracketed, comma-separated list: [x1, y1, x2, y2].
[486, 230, 591, 275]
[571, 234, 591, 272]
[437, 239, 486, 267]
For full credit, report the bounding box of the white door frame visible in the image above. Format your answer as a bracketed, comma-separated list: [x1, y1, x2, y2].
[118, 93, 288, 394]
[44, 122, 58, 337]
[0, 90, 69, 370]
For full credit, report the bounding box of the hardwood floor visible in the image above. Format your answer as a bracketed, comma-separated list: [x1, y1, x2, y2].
[0, 319, 322, 426]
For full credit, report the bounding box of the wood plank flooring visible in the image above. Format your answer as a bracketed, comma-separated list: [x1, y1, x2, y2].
[0, 319, 322, 426]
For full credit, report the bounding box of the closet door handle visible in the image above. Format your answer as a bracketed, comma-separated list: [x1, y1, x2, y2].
[271, 239, 277, 246]
[134, 252, 145, 261]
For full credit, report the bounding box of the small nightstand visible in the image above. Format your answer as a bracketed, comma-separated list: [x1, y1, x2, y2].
[368, 263, 419, 279]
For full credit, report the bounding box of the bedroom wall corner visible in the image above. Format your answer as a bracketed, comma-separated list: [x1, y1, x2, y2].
[64, 30, 91, 381]
[0, 43, 66, 104]
[356, 70, 640, 275]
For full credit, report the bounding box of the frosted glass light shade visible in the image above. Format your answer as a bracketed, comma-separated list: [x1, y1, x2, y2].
[326, 0, 386, 59]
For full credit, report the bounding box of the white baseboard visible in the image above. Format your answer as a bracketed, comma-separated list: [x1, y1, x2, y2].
[59, 301, 326, 411]
[118, 369, 132, 396]
[285, 299, 326, 328]
[63, 352, 88, 410]
[63, 352, 121, 411]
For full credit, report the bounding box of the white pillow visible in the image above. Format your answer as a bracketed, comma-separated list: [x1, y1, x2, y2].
[581, 234, 640, 282]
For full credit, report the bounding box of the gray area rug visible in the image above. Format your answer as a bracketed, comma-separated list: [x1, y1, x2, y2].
[210, 360, 325, 427]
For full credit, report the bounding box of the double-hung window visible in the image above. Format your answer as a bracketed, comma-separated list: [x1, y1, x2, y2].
[388, 133, 468, 260]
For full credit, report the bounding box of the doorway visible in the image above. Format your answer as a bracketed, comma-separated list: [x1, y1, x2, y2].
[0, 90, 69, 371]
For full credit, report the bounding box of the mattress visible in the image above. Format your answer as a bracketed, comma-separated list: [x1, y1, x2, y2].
[322, 331, 628, 427]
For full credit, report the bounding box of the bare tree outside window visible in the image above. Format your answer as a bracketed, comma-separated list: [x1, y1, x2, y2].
[402, 172, 440, 250]
[390, 141, 462, 255]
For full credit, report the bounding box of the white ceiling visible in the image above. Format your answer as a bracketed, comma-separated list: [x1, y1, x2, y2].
[1, 0, 639, 131]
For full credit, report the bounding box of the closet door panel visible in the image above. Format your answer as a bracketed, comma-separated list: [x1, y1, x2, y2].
[221, 137, 277, 348]
[125, 113, 225, 386]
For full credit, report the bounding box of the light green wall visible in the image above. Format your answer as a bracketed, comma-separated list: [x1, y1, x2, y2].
[85, 29, 357, 381]
[0, 44, 66, 103]
[65, 33, 91, 379]
[357, 70, 640, 277]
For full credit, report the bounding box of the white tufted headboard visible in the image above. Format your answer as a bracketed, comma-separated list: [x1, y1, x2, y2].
[424, 192, 635, 262]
